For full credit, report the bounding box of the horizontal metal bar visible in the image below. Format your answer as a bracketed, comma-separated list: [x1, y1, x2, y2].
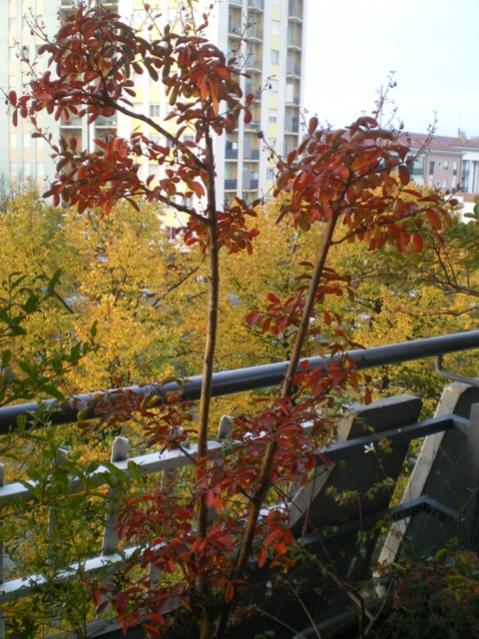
[0, 546, 139, 603]
[1, 330, 479, 433]
[316, 415, 466, 464]
[0, 441, 223, 506]
[301, 494, 460, 549]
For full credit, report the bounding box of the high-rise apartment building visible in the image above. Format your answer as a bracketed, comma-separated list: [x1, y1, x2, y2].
[0, 0, 306, 205]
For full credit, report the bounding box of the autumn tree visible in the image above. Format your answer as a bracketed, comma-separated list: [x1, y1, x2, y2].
[7, 1, 457, 637]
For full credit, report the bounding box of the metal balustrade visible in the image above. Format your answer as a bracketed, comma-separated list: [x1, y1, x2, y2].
[1, 330, 479, 636]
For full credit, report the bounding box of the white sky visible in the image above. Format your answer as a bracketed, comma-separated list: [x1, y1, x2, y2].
[303, 0, 479, 137]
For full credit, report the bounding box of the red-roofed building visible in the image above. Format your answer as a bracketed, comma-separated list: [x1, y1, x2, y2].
[400, 132, 479, 205]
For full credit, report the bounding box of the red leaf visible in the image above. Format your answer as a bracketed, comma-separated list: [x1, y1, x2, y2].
[308, 116, 318, 134]
[245, 310, 260, 326]
[8, 90, 17, 106]
[398, 165, 409, 186]
[267, 292, 280, 304]
[412, 232, 423, 253]
[258, 547, 267, 568]
[426, 209, 442, 230]
[224, 581, 235, 603]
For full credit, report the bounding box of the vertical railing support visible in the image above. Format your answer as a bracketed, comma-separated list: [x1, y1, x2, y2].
[463, 402, 479, 548]
[102, 437, 129, 555]
[0, 463, 4, 639]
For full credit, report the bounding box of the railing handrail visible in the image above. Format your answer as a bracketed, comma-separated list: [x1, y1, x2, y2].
[1, 330, 479, 433]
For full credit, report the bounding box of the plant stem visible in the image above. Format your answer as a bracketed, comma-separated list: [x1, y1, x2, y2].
[197, 132, 219, 541]
[215, 213, 339, 638]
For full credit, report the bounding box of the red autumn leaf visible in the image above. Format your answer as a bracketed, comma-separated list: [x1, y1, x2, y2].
[308, 116, 318, 134]
[412, 232, 424, 253]
[224, 581, 235, 603]
[267, 292, 281, 304]
[245, 310, 260, 326]
[258, 547, 267, 568]
[398, 164, 409, 186]
[426, 209, 442, 230]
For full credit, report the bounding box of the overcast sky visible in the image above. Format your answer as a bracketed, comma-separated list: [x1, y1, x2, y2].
[303, 0, 479, 137]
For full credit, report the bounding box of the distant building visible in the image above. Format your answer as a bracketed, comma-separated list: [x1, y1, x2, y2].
[404, 132, 479, 206]
[0, 0, 307, 206]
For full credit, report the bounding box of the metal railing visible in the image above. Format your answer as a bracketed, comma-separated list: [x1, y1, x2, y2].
[1, 330, 479, 633]
[1, 331, 479, 432]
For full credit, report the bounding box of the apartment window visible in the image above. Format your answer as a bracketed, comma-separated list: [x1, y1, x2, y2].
[272, 20, 281, 35]
[443, 160, 449, 170]
[268, 108, 277, 123]
[437, 161, 441, 169]
[429, 161, 435, 175]
[267, 167, 275, 180]
[150, 104, 161, 117]
[271, 49, 280, 64]
[453, 161, 457, 176]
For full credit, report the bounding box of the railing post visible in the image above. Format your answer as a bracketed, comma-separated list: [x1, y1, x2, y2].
[151, 428, 189, 589]
[0, 463, 4, 639]
[47, 448, 69, 567]
[102, 437, 129, 555]
[463, 403, 479, 548]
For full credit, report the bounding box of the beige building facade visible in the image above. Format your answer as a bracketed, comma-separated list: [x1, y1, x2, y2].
[0, 0, 307, 206]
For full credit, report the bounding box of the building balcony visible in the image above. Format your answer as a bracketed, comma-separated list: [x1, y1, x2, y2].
[224, 179, 237, 190]
[245, 120, 261, 131]
[225, 147, 238, 160]
[287, 36, 302, 50]
[285, 116, 299, 133]
[244, 149, 260, 160]
[246, 59, 262, 73]
[247, 0, 264, 12]
[245, 82, 261, 102]
[286, 62, 301, 77]
[229, 0, 242, 5]
[96, 115, 117, 127]
[286, 95, 300, 106]
[246, 26, 263, 41]
[288, 0, 303, 21]
[60, 117, 82, 128]
[243, 178, 259, 190]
